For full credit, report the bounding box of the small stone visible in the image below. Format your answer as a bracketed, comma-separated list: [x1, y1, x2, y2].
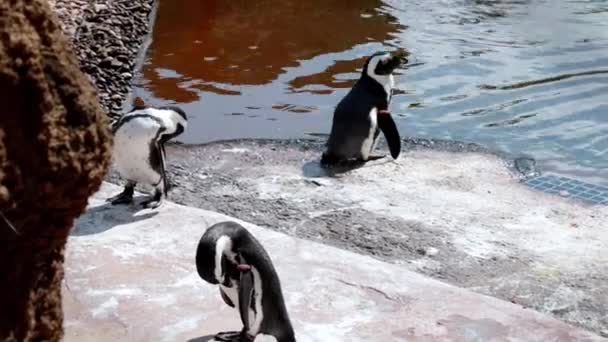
[559, 190, 570, 197]
[99, 57, 113, 67]
[307, 179, 330, 187]
[120, 72, 132, 79]
[116, 54, 130, 63]
[425, 247, 439, 257]
[110, 59, 123, 68]
[514, 157, 538, 178]
[94, 4, 108, 12]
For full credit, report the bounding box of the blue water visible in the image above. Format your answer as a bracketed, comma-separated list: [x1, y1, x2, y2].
[133, 0, 608, 185]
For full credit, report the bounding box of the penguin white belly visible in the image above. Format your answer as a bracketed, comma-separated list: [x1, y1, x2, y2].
[359, 108, 378, 160]
[253, 334, 278, 342]
[113, 117, 162, 185]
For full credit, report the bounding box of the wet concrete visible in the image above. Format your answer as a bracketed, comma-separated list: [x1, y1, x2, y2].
[63, 183, 606, 341]
[107, 139, 608, 336]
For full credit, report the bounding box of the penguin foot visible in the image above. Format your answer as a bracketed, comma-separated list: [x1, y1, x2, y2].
[213, 331, 251, 342]
[141, 190, 163, 209]
[141, 198, 163, 209]
[320, 152, 340, 167]
[106, 190, 134, 205]
[366, 154, 386, 161]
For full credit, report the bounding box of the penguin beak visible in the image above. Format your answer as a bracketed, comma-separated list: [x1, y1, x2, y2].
[390, 49, 409, 66]
[372, 50, 410, 75]
[377, 50, 409, 75]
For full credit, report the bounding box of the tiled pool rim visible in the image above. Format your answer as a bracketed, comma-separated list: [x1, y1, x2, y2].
[524, 173, 608, 205]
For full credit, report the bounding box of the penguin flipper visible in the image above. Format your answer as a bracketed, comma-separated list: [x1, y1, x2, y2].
[238, 268, 254, 331]
[141, 141, 165, 209]
[220, 288, 235, 308]
[159, 143, 169, 197]
[377, 112, 401, 159]
[149, 133, 168, 199]
[156, 123, 185, 197]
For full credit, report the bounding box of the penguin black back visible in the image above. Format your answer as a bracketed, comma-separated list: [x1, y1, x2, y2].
[322, 50, 408, 165]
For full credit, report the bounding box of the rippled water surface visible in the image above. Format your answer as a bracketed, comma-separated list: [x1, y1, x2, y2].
[132, 0, 608, 184]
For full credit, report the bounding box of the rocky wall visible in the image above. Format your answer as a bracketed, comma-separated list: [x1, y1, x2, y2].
[0, 0, 112, 339]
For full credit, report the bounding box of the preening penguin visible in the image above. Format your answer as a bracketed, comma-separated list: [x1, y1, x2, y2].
[321, 50, 408, 166]
[107, 103, 187, 209]
[196, 221, 295, 342]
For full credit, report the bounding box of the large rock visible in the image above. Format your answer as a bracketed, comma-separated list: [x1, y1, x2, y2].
[0, 0, 112, 340]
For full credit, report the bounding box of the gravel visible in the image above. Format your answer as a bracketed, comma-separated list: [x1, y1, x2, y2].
[49, 0, 156, 117]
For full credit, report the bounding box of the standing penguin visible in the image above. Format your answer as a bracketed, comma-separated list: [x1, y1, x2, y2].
[196, 221, 295, 342]
[107, 102, 187, 209]
[321, 50, 408, 166]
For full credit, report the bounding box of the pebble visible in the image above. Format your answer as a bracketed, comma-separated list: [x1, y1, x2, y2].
[514, 157, 538, 178]
[110, 59, 123, 69]
[93, 4, 108, 12]
[306, 179, 331, 187]
[425, 247, 439, 257]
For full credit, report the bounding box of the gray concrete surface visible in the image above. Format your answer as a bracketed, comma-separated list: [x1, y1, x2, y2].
[106, 139, 608, 336]
[63, 183, 605, 341]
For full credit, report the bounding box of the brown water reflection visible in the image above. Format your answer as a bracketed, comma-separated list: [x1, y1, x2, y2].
[140, 0, 403, 104]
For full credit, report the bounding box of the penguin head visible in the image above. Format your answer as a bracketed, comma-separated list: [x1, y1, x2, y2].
[196, 239, 221, 285]
[364, 49, 409, 79]
[159, 105, 188, 130]
[196, 235, 241, 286]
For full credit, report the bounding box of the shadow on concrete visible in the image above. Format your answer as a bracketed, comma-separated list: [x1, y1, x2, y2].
[185, 335, 219, 342]
[71, 197, 159, 236]
[302, 157, 388, 178]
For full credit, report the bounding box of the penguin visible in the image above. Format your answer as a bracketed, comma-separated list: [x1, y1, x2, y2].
[196, 221, 295, 342]
[321, 50, 408, 166]
[106, 101, 187, 209]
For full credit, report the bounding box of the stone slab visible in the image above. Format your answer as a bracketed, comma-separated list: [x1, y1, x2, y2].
[62, 183, 604, 341]
[143, 140, 608, 335]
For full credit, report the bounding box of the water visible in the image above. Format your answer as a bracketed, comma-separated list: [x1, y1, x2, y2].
[132, 0, 608, 185]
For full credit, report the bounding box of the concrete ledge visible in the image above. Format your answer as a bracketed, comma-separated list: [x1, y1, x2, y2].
[63, 183, 604, 341]
[108, 139, 607, 334]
